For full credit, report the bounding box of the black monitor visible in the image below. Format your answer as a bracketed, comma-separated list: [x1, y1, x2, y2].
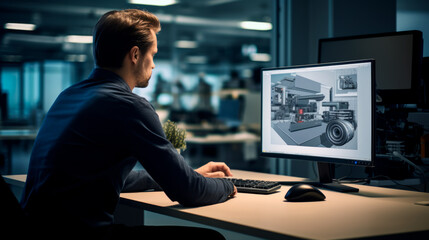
[318, 30, 423, 105]
[217, 98, 242, 128]
[260, 60, 375, 192]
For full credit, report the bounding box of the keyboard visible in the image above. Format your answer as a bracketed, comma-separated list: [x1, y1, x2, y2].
[224, 178, 281, 194]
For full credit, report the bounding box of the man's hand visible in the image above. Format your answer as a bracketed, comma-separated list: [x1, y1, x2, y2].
[195, 161, 233, 178]
[229, 185, 237, 197]
[195, 162, 237, 197]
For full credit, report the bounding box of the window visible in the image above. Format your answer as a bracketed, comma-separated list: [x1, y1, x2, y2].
[1, 66, 22, 119]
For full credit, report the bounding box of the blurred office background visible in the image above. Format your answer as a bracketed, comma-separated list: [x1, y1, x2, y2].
[1, 0, 429, 183]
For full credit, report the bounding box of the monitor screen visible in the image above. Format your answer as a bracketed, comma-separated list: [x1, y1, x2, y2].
[318, 31, 423, 104]
[242, 92, 261, 126]
[261, 60, 375, 166]
[217, 98, 241, 127]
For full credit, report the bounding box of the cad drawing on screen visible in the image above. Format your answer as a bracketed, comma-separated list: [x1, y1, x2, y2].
[270, 68, 358, 150]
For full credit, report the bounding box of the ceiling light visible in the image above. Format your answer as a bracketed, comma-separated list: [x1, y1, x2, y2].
[65, 35, 93, 44]
[239, 21, 272, 31]
[128, 0, 178, 6]
[66, 54, 87, 62]
[174, 40, 198, 49]
[186, 56, 207, 64]
[4, 23, 36, 31]
[250, 53, 271, 62]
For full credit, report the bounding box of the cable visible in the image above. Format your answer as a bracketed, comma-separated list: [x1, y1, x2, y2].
[336, 166, 353, 182]
[370, 175, 422, 192]
[392, 151, 425, 175]
[336, 175, 423, 191]
[336, 177, 370, 184]
[392, 151, 427, 192]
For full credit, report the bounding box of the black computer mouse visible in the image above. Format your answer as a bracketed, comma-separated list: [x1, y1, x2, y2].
[284, 183, 326, 202]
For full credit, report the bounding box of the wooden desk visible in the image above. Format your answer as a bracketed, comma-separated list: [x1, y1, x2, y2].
[120, 170, 429, 240]
[4, 171, 429, 239]
[0, 129, 37, 174]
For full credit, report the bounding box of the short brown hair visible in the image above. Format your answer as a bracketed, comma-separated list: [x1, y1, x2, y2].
[93, 9, 161, 68]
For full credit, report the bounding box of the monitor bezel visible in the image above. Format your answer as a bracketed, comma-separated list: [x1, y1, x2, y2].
[260, 59, 375, 167]
[318, 30, 423, 105]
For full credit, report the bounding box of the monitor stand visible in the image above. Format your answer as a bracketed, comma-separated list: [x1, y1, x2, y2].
[278, 162, 359, 193]
[317, 162, 359, 192]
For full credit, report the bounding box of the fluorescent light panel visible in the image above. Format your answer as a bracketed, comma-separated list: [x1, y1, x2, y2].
[186, 56, 207, 64]
[239, 21, 272, 31]
[175, 40, 198, 48]
[66, 54, 87, 62]
[250, 53, 271, 62]
[4, 23, 36, 31]
[128, 0, 177, 6]
[65, 35, 93, 44]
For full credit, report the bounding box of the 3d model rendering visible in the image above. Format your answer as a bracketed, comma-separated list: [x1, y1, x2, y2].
[270, 72, 358, 149]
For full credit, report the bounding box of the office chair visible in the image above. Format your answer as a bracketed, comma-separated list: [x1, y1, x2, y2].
[0, 175, 29, 238]
[0, 176, 98, 239]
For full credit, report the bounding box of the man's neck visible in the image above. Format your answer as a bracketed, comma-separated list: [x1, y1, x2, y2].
[101, 67, 135, 90]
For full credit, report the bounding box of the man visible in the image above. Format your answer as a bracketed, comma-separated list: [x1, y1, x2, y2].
[21, 9, 236, 239]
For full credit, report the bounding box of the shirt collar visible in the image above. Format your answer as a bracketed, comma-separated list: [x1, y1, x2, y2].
[88, 68, 132, 92]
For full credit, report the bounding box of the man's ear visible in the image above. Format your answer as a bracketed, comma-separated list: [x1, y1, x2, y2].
[129, 46, 140, 64]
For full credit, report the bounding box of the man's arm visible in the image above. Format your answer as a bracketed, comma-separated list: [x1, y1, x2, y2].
[122, 162, 237, 196]
[125, 99, 235, 207]
[122, 169, 162, 192]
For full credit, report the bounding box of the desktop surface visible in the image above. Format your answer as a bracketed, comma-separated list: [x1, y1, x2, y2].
[120, 170, 429, 240]
[4, 171, 429, 239]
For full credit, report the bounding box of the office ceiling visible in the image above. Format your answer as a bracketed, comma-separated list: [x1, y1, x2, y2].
[0, 0, 272, 71]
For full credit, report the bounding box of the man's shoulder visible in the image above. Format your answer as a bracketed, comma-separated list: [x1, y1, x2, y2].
[92, 84, 155, 116]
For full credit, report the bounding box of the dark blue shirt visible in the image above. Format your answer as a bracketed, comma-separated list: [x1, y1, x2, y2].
[21, 68, 234, 228]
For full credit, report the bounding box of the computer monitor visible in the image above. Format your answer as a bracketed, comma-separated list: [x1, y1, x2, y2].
[260, 60, 375, 192]
[217, 98, 242, 128]
[318, 30, 423, 105]
[241, 92, 261, 128]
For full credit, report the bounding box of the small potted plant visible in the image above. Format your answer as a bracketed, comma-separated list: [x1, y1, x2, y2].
[162, 120, 187, 153]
